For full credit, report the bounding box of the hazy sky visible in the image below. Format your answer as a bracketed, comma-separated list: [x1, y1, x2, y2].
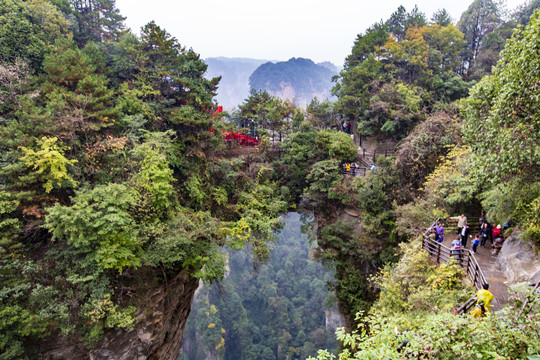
[115, 0, 526, 66]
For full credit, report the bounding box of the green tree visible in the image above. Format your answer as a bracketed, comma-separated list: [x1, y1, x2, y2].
[431, 8, 453, 26]
[461, 9, 540, 242]
[458, 0, 503, 75]
[514, 0, 540, 25]
[19, 136, 78, 193]
[306, 98, 340, 130]
[305, 159, 342, 201]
[0, 0, 68, 71]
[16, 37, 116, 149]
[461, 10, 540, 184]
[69, 0, 126, 45]
[334, 16, 468, 139]
[332, 22, 387, 125]
[385, 5, 427, 41]
[236, 89, 293, 141]
[45, 183, 141, 272]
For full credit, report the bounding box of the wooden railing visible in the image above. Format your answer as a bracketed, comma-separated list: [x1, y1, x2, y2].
[359, 148, 396, 160]
[422, 218, 488, 291]
[341, 168, 367, 177]
[437, 217, 482, 240]
[424, 218, 538, 314]
[457, 295, 478, 315]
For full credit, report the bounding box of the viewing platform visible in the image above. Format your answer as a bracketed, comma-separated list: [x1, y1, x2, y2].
[422, 218, 510, 312]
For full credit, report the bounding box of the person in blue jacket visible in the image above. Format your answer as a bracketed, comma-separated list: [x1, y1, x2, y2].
[472, 235, 480, 253]
[435, 221, 444, 242]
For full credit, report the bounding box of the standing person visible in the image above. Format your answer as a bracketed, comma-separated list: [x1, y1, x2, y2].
[477, 283, 494, 313]
[479, 211, 487, 225]
[429, 227, 439, 242]
[452, 214, 467, 235]
[351, 162, 357, 176]
[451, 236, 462, 264]
[480, 223, 490, 247]
[472, 235, 480, 253]
[460, 224, 471, 248]
[492, 224, 501, 239]
[345, 163, 351, 173]
[428, 228, 438, 253]
[486, 218, 493, 245]
[435, 221, 444, 243]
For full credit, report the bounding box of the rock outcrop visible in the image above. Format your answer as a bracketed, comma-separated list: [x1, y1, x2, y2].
[249, 58, 338, 108]
[40, 269, 199, 360]
[204, 57, 270, 110]
[497, 233, 540, 285]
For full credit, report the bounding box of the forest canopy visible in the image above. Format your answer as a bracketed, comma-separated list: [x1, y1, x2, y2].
[1, 0, 540, 359]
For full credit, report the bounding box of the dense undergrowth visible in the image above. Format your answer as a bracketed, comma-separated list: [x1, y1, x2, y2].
[1, 0, 540, 359]
[309, 240, 540, 360]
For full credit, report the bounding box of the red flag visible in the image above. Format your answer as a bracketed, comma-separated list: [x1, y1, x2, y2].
[212, 106, 223, 118]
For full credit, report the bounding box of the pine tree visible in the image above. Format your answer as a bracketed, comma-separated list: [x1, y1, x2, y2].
[70, 0, 126, 46]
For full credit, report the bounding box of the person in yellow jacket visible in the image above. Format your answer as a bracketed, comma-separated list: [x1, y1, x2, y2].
[470, 300, 486, 318]
[477, 283, 494, 313]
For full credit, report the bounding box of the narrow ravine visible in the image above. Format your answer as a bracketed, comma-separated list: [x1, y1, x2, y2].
[179, 213, 343, 360]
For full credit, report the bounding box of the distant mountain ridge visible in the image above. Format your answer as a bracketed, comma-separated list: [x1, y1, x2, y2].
[204, 57, 270, 110]
[317, 61, 340, 73]
[249, 57, 338, 107]
[204, 57, 338, 110]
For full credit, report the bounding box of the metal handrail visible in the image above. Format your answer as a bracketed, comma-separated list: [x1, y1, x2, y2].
[359, 149, 396, 160]
[423, 218, 488, 290]
[458, 295, 478, 315]
[340, 168, 367, 177]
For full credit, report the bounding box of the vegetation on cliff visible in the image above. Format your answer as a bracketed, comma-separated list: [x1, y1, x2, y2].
[0, 1, 288, 358]
[2, 0, 540, 359]
[308, 240, 540, 359]
[307, 5, 540, 360]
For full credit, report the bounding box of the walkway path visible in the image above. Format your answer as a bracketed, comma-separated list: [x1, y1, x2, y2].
[439, 220, 510, 311]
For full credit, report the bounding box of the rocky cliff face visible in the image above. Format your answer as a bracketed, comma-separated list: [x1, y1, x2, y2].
[307, 204, 382, 329]
[249, 58, 337, 108]
[269, 82, 331, 108]
[204, 57, 270, 110]
[497, 233, 540, 285]
[40, 269, 199, 360]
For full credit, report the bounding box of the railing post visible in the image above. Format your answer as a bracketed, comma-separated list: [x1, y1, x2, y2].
[425, 219, 490, 291]
[473, 264, 478, 287]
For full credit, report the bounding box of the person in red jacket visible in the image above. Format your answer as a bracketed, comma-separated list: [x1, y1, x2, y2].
[492, 224, 501, 239]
